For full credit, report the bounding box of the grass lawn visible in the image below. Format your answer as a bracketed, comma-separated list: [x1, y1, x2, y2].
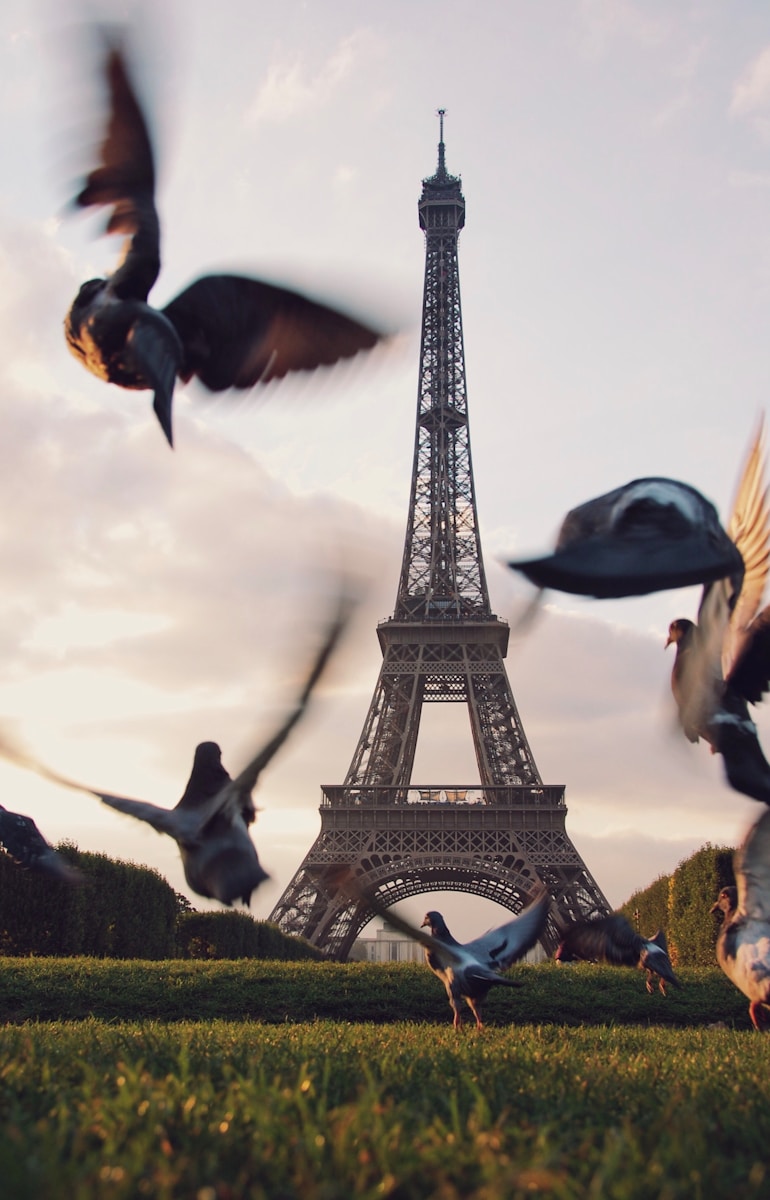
[1, 960, 768, 1198]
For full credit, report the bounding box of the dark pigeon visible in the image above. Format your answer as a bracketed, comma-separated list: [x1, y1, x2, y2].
[666, 424, 770, 803]
[508, 477, 744, 600]
[359, 890, 550, 1029]
[0, 604, 350, 906]
[711, 808, 770, 1030]
[0, 804, 83, 884]
[555, 913, 680, 994]
[64, 31, 384, 447]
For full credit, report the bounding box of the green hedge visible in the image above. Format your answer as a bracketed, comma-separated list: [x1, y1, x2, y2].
[0, 844, 321, 962]
[619, 843, 735, 968]
[177, 911, 323, 961]
[0, 844, 178, 959]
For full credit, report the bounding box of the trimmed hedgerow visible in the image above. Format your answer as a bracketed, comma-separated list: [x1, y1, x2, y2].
[177, 910, 323, 961]
[619, 872, 671, 943]
[619, 842, 736, 968]
[667, 843, 735, 968]
[0, 845, 179, 959]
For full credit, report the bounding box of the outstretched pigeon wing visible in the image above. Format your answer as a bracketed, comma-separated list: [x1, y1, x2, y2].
[74, 33, 160, 301]
[163, 275, 381, 393]
[463, 890, 550, 970]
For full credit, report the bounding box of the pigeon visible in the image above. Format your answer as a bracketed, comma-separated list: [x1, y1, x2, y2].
[0, 605, 349, 906]
[554, 913, 680, 994]
[0, 804, 83, 884]
[64, 31, 384, 447]
[507, 478, 745, 600]
[710, 808, 770, 1030]
[665, 424, 770, 804]
[358, 890, 550, 1029]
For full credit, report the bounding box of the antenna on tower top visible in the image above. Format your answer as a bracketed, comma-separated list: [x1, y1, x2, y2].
[436, 108, 447, 174]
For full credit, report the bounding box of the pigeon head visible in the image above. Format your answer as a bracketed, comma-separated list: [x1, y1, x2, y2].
[421, 911, 450, 937]
[177, 741, 231, 809]
[710, 886, 737, 918]
[665, 618, 695, 649]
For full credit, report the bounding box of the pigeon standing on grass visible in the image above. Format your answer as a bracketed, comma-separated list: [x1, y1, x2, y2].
[0, 805, 83, 884]
[554, 913, 680, 995]
[0, 604, 350, 906]
[665, 423, 770, 804]
[710, 808, 770, 1030]
[358, 890, 550, 1029]
[64, 29, 385, 447]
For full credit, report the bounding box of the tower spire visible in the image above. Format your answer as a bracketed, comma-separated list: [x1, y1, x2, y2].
[437, 107, 446, 176]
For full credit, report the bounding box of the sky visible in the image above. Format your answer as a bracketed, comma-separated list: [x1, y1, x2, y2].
[1, 0, 770, 942]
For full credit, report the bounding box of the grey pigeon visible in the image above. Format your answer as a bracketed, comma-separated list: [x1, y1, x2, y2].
[507, 477, 745, 600]
[362, 891, 550, 1029]
[0, 805, 83, 884]
[711, 808, 770, 1030]
[64, 31, 384, 447]
[665, 423, 770, 804]
[0, 606, 349, 906]
[555, 913, 680, 994]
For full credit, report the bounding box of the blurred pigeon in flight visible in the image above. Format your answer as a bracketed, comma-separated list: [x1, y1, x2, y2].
[0, 604, 350, 906]
[0, 804, 83, 884]
[64, 31, 384, 447]
[710, 807, 770, 1030]
[554, 913, 680, 995]
[665, 423, 770, 803]
[507, 477, 745, 600]
[359, 890, 550, 1029]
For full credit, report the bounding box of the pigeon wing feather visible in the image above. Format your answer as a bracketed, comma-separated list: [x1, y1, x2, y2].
[463, 890, 550, 970]
[75, 36, 160, 301]
[163, 275, 381, 392]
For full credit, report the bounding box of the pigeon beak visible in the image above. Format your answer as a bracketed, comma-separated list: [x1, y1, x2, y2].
[420, 916, 430, 928]
[153, 390, 174, 449]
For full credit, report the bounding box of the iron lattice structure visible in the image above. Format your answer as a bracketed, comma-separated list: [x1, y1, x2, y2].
[270, 117, 610, 958]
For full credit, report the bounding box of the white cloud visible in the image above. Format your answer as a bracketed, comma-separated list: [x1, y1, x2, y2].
[247, 31, 377, 125]
[579, 0, 668, 59]
[731, 45, 770, 118]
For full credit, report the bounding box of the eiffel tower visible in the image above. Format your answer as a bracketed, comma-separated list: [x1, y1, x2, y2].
[270, 114, 610, 958]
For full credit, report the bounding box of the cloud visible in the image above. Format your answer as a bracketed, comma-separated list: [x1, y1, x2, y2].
[246, 31, 377, 126]
[731, 45, 770, 119]
[578, 0, 669, 59]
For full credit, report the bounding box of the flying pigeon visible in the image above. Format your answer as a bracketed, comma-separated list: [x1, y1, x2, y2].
[710, 807, 770, 1030]
[64, 31, 384, 447]
[359, 890, 550, 1029]
[554, 913, 680, 994]
[0, 804, 83, 884]
[0, 605, 350, 906]
[507, 479, 745, 600]
[665, 424, 770, 804]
